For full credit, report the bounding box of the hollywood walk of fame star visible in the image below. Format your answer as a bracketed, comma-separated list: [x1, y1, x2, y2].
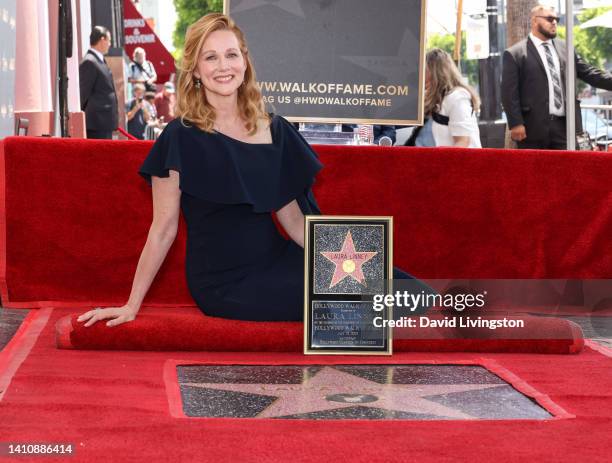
[320, 231, 378, 288]
[182, 366, 505, 419]
[232, 0, 305, 18]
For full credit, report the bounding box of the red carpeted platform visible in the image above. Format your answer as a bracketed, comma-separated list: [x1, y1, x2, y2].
[1, 137, 610, 352]
[0, 307, 611, 462]
[2, 137, 612, 310]
[54, 308, 584, 354]
[1, 138, 612, 460]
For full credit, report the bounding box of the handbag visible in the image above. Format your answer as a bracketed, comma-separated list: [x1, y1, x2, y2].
[404, 112, 448, 146]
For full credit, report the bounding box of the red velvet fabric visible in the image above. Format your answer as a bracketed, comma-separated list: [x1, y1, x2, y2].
[55, 308, 583, 354]
[1, 139, 610, 460]
[0, 307, 610, 462]
[2, 137, 611, 308]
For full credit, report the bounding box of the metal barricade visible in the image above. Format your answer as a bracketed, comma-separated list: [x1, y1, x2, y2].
[144, 122, 166, 141]
[581, 104, 612, 152]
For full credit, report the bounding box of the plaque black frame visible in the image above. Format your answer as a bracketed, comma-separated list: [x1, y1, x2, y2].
[304, 216, 393, 355]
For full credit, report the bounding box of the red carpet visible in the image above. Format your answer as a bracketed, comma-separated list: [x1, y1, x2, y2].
[1, 307, 611, 462]
[1, 138, 611, 460]
[55, 307, 584, 354]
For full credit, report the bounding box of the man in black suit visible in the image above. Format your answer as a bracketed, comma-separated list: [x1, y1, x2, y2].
[79, 26, 118, 139]
[501, 5, 612, 150]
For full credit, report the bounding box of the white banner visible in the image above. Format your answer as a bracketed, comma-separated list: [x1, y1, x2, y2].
[463, 0, 487, 15]
[465, 15, 489, 60]
[0, 1, 16, 138]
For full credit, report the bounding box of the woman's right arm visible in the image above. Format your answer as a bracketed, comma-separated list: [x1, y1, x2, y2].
[77, 170, 181, 327]
[447, 89, 478, 147]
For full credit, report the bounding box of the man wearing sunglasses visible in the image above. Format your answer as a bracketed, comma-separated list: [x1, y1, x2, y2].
[501, 5, 612, 150]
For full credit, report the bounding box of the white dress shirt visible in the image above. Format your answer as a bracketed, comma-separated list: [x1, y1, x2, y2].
[88, 48, 105, 64]
[529, 33, 565, 117]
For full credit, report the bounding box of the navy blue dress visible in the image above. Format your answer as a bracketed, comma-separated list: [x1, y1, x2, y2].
[139, 115, 324, 321]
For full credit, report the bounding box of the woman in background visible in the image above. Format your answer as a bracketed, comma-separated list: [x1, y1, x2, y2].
[407, 48, 481, 148]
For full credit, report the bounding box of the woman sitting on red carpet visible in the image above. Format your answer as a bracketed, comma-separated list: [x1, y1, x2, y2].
[78, 13, 413, 327]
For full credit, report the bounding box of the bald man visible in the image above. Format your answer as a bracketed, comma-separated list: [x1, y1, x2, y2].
[501, 5, 612, 150]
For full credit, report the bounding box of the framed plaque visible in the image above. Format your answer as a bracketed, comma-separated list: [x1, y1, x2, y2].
[304, 216, 393, 355]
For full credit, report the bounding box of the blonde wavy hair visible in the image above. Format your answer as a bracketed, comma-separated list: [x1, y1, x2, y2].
[175, 13, 269, 134]
[424, 48, 480, 116]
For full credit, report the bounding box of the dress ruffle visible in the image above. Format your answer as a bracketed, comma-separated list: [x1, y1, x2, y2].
[139, 115, 323, 213]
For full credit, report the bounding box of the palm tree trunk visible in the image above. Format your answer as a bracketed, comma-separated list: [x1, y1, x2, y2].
[504, 0, 538, 147]
[506, 0, 538, 47]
